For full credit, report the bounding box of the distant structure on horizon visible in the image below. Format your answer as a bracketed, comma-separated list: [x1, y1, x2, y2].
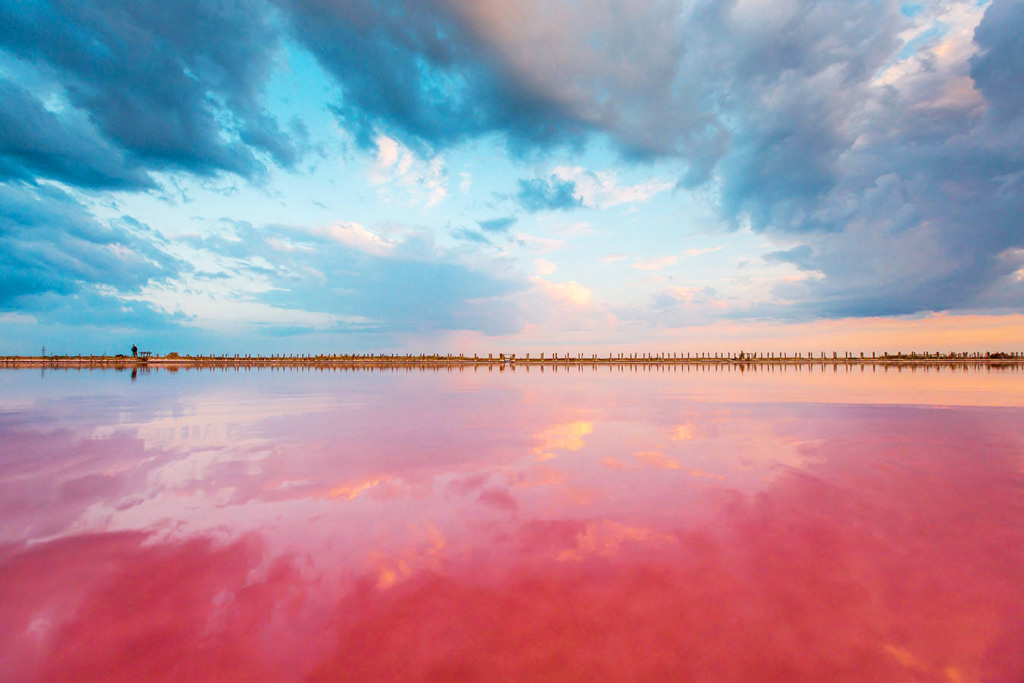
[2, 349, 1021, 370]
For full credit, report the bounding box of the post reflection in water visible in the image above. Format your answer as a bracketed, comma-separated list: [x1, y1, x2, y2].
[0, 367, 1022, 681]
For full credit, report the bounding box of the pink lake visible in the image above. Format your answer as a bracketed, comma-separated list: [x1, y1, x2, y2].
[1, 364, 1023, 681]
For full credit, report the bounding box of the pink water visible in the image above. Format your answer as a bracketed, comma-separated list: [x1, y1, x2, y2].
[1, 365, 1023, 681]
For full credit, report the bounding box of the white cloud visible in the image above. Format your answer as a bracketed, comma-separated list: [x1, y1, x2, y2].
[552, 166, 672, 209]
[529, 276, 594, 307]
[317, 221, 395, 256]
[871, 1, 987, 115]
[424, 157, 448, 207]
[0, 312, 37, 324]
[683, 246, 723, 258]
[370, 135, 402, 184]
[535, 258, 557, 276]
[368, 135, 449, 207]
[515, 232, 565, 253]
[265, 237, 314, 254]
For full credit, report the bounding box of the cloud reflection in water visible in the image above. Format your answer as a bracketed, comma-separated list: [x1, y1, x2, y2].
[1, 368, 1022, 680]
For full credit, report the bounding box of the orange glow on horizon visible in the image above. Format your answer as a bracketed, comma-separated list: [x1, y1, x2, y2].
[426, 313, 1024, 355]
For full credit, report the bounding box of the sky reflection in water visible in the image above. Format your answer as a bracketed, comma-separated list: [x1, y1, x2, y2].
[1, 365, 1023, 681]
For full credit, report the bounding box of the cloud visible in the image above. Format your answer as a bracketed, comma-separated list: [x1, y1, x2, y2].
[477, 217, 518, 233]
[279, 0, 593, 153]
[281, 0, 884, 175]
[528, 276, 594, 308]
[450, 227, 492, 245]
[683, 246, 723, 258]
[369, 135, 404, 184]
[1, 0, 1021, 325]
[0, 183, 187, 307]
[515, 176, 583, 213]
[23, 289, 192, 330]
[315, 222, 395, 257]
[970, 0, 1024, 122]
[514, 233, 565, 254]
[553, 167, 672, 209]
[764, 245, 815, 269]
[531, 421, 594, 461]
[0, 80, 154, 189]
[0, 311, 35, 324]
[534, 259, 557, 276]
[707, 0, 1024, 318]
[369, 135, 448, 207]
[656, 286, 726, 307]
[0, 0, 304, 187]
[619, 285, 728, 328]
[280, 0, 1023, 317]
[181, 219, 529, 336]
[463, 271, 611, 340]
[670, 424, 694, 441]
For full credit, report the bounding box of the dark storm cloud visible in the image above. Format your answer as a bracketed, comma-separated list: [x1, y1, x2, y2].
[0, 0, 303, 186]
[0, 183, 188, 306]
[762, 165, 1024, 318]
[277, 0, 896, 170]
[0, 80, 154, 189]
[669, 0, 1022, 318]
[271, 0, 906, 229]
[738, 0, 1024, 318]
[679, 0, 902, 229]
[275, 0, 587, 154]
[515, 177, 582, 213]
[970, 0, 1024, 122]
[278, 0, 1022, 317]
[1, 0, 1021, 324]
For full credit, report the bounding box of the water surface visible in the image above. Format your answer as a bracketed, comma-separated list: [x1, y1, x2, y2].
[1, 365, 1022, 681]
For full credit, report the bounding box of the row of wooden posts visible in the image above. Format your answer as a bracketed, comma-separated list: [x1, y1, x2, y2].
[171, 350, 1018, 361]
[5, 350, 1022, 363]
[45, 351, 1010, 361]
[111, 350, 1024, 364]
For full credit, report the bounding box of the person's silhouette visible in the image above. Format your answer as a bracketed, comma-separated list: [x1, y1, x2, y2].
[132, 344, 138, 358]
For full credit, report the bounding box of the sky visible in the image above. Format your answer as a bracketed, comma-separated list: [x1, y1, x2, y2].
[1, 0, 1022, 355]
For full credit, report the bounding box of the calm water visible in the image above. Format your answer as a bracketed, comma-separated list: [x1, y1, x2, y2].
[1, 365, 1022, 681]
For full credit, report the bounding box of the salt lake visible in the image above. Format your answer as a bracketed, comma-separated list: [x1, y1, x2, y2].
[1, 364, 1022, 681]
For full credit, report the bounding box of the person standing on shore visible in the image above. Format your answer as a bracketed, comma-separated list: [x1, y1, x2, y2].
[132, 344, 137, 358]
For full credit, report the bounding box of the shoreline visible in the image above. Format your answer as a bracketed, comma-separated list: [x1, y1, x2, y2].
[3, 353, 1022, 370]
